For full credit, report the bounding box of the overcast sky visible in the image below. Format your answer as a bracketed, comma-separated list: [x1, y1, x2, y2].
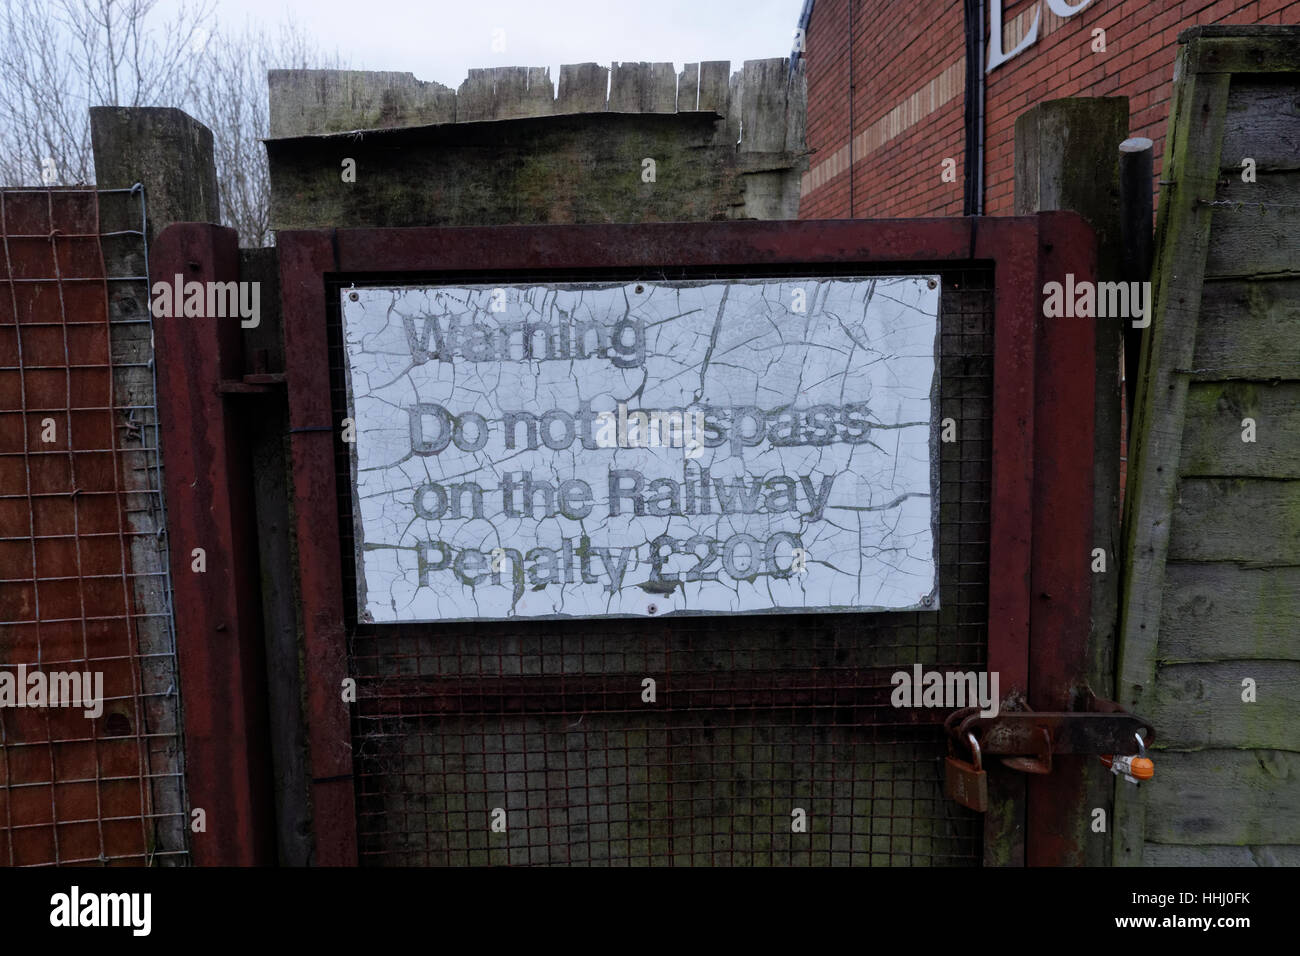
[172, 0, 807, 89]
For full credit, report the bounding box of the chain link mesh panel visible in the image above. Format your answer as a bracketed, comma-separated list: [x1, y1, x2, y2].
[0, 187, 188, 866]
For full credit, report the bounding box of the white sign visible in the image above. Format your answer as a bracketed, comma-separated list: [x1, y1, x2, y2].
[340, 276, 939, 623]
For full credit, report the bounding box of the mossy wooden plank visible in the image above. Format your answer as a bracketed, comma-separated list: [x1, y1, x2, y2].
[1143, 749, 1300, 845]
[726, 70, 743, 147]
[1180, 382, 1300, 478]
[1168, 479, 1300, 565]
[786, 58, 807, 154]
[698, 61, 731, 115]
[1160, 563, 1300, 661]
[678, 63, 699, 111]
[1144, 843, 1300, 865]
[1118, 54, 1229, 711]
[1185, 33, 1300, 75]
[1205, 174, 1300, 279]
[647, 63, 677, 114]
[457, 69, 501, 122]
[267, 113, 746, 230]
[267, 70, 456, 138]
[740, 59, 791, 153]
[1117, 48, 1246, 865]
[1147, 661, 1300, 749]
[609, 62, 653, 112]
[1220, 78, 1300, 173]
[1192, 279, 1300, 380]
[491, 67, 554, 120]
[557, 63, 608, 113]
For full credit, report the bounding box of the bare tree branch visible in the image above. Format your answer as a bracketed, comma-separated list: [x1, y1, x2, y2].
[0, 0, 342, 246]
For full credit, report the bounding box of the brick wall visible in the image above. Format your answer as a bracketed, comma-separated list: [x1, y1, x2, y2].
[800, 0, 1300, 219]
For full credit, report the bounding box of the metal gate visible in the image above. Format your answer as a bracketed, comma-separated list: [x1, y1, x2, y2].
[156, 214, 1098, 865]
[332, 264, 992, 866]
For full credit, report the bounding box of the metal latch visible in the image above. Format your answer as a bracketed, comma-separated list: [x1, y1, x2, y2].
[943, 696, 1155, 810]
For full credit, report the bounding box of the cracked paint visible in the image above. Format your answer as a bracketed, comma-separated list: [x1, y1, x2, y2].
[340, 276, 940, 622]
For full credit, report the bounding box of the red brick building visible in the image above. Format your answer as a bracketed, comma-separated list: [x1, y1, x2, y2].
[797, 0, 1300, 219]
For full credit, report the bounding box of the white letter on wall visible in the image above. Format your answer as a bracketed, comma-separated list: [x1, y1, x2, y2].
[1045, 0, 1093, 15]
[987, 0, 1041, 73]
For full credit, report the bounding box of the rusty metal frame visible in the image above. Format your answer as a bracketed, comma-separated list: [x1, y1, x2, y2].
[268, 214, 1095, 867]
[151, 223, 276, 865]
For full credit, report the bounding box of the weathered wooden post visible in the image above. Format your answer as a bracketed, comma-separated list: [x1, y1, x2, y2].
[94, 107, 280, 866]
[1015, 96, 1129, 866]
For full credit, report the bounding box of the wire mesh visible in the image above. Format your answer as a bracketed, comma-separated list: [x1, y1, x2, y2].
[328, 265, 994, 866]
[0, 187, 188, 866]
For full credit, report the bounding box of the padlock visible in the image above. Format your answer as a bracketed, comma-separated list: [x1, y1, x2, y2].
[1101, 732, 1154, 784]
[945, 731, 988, 812]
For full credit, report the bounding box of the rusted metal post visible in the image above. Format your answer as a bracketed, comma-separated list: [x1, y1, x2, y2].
[151, 223, 276, 865]
[278, 231, 359, 866]
[1015, 98, 1119, 866]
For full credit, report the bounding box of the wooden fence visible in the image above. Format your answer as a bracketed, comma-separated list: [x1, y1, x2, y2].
[1117, 25, 1300, 866]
